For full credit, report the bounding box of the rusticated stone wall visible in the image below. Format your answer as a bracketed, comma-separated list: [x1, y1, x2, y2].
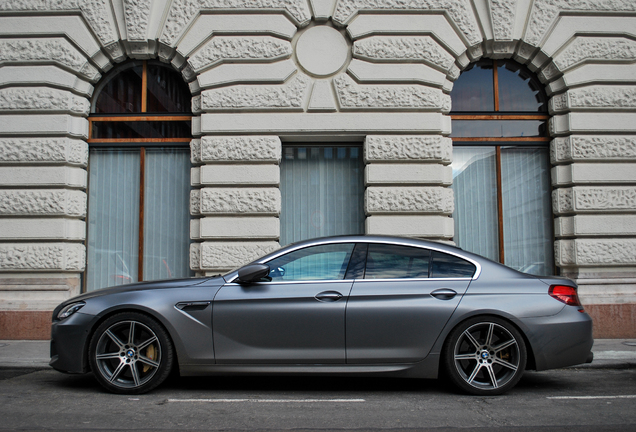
[0, 0, 635, 338]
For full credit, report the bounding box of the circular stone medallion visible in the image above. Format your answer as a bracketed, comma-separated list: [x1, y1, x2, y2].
[295, 26, 349, 77]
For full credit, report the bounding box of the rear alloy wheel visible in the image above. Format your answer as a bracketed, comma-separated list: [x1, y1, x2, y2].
[89, 312, 173, 394]
[443, 317, 527, 395]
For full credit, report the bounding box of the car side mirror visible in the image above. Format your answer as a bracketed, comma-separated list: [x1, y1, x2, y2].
[237, 264, 271, 284]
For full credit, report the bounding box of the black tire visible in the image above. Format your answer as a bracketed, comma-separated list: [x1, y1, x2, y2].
[443, 316, 527, 396]
[88, 312, 174, 394]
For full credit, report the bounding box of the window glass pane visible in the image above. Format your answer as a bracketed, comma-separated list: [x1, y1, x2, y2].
[364, 244, 430, 279]
[451, 147, 499, 262]
[280, 145, 364, 245]
[451, 120, 546, 138]
[86, 148, 140, 291]
[450, 60, 494, 112]
[431, 251, 476, 278]
[498, 61, 547, 112]
[91, 120, 192, 139]
[266, 244, 355, 281]
[143, 148, 193, 281]
[94, 64, 143, 113]
[146, 64, 192, 113]
[501, 147, 554, 275]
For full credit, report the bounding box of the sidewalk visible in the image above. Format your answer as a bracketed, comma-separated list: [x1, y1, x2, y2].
[1, 339, 635, 370]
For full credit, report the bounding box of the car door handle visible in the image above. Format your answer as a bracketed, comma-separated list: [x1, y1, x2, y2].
[315, 291, 343, 302]
[431, 289, 457, 300]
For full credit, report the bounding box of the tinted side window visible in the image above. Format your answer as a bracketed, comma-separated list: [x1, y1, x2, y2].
[431, 251, 476, 278]
[265, 243, 355, 282]
[364, 244, 431, 279]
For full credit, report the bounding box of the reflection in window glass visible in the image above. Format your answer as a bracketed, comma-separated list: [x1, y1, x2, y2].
[451, 60, 495, 112]
[497, 61, 547, 112]
[431, 251, 476, 278]
[146, 64, 191, 113]
[94, 64, 143, 113]
[364, 244, 431, 279]
[501, 148, 553, 275]
[452, 147, 499, 262]
[266, 244, 355, 281]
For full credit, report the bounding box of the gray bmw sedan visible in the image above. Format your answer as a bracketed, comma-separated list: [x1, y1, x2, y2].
[50, 235, 593, 395]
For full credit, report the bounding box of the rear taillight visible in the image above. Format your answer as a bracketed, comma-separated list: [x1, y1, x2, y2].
[549, 285, 584, 312]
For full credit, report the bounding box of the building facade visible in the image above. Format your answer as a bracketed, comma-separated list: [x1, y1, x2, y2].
[0, 0, 635, 339]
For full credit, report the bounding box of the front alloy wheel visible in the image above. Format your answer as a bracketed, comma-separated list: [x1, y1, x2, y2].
[89, 312, 173, 394]
[444, 317, 527, 395]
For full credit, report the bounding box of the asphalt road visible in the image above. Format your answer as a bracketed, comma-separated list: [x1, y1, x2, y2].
[0, 367, 635, 431]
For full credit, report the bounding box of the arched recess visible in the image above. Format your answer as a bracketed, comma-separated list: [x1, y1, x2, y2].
[86, 60, 193, 291]
[450, 58, 554, 276]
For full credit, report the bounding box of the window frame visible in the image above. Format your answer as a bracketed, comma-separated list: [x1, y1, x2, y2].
[450, 59, 552, 268]
[86, 60, 193, 288]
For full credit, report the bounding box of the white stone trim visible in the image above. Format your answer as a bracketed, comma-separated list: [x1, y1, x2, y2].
[365, 164, 452, 186]
[1, 218, 85, 241]
[0, 138, 88, 166]
[192, 188, 281, 215]
[194, 241, 280, 272]
[365, 187, 454, 214]
[366, 215, 454, 238]
[556, 238, 636, 267]
[198, 165, 280, 186]
[552, 187, 636, 215]
[555, 215, 636, 237]
[0, 166, 87, 188]
[198, 217, 280, 240]
[552, 163, 636, 186]
[0, 114, 88, 138]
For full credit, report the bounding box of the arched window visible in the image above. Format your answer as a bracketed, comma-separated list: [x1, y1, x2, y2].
[450, 59, 554, 275]
[86, 60, 193, 291]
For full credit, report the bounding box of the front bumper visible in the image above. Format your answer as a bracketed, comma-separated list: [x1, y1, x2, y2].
[49, 312, 96, 374]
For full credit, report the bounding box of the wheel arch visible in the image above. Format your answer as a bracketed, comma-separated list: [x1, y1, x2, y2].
[437, 311, 537, 371]
[83, 305, 181, 375]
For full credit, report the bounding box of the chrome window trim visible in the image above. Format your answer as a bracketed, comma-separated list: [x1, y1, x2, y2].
[226, 238, 482, 284]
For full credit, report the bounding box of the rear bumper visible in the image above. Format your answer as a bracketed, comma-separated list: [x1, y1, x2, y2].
[49, 312, 95, 374]
[522, 306, 594, 371]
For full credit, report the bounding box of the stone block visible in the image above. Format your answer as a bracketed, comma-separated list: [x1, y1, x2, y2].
[365, 164, 452, 186]
[553, 187, 636, 215]
[557, 63, 636, 93]
[1, 218, 85, 241]
[365, 136, 452, 164]
[192, 188, 281, 215]
[198, 216, 280, 240]
[552, 163, 636, 186]
[555, 238, 636, 267]
[549, 86, 636, 114]
[0, 114, 88, 138]
[0, 138, 88, 166]
[197, 136, 281, 164]
[0, 190, 86, 217]
[334, 75, 451, 113]
[366, 215, 453, 239]
[199, 164, 279, 186]
[0, 166, 87, 188]
[555, 215, 636, 237]
[194, 241, 280, 271]
[365, 187, 454, 214]
[353, 36, 455, 72]
[0, 243, 85, 271]
[551, 136, 636, 164]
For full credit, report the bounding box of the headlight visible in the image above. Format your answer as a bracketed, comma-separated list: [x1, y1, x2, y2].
[57, 302, 86, 320]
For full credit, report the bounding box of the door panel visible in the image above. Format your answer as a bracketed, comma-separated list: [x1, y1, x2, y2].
[213, 281, 352, 364]
[346, 279, 470, 363]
